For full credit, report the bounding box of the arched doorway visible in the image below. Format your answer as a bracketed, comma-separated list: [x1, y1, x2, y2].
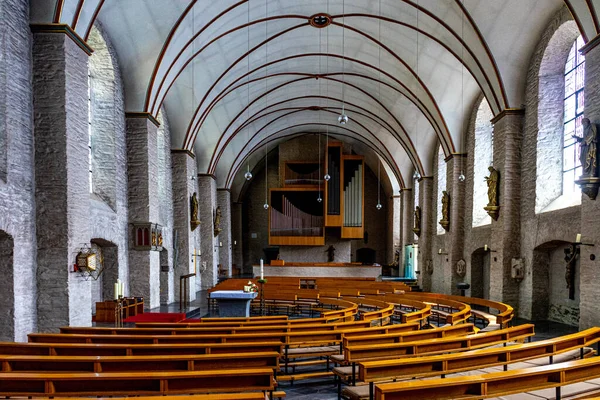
[470, 247, 490, 299]
[532, 240, 579, 325]
[90, 239, 118, 315]
[0, 231, 14, 341]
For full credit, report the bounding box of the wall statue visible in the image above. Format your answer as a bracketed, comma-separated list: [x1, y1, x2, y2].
[455, 259, 466, 277]
[213, 206, 222, 237]
[576, 118, 598, 177]
[439, 191, 450, 231]
[413, 206, 421, 236]
[484, 166, 500, 220]
[190, 192, 200, 231]
[325, 245, 335, 262]
[574, 118, 600, 199]
[424, 259, 434, 275]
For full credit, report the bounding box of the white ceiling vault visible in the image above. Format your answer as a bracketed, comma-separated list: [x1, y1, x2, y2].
[31, 0, 600, 195]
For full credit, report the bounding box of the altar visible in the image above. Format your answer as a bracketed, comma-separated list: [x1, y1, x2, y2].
[252, 262, 382, 279]
[209, 290, 257, 317]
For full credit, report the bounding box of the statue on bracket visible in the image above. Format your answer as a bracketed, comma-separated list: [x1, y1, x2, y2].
[439, 191, 450, 231]
[484, 166, 500, 220]
[413, 206, 421, 237]
[424, 259, 434, 275]
[213, 206, 222, 237]
[190, 192, 200, 231]
[575, 118, 600, 199]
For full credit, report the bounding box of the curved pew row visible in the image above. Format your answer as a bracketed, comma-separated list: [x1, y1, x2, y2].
[341, 327, 600, 400]
[404, 292, 514, 328]
[333, 324, 535, 388]
[373, 356, 600, 400]
[0, 369, 275, 398]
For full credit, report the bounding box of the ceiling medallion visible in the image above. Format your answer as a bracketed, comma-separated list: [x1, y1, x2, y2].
[309, 14, 332, 28]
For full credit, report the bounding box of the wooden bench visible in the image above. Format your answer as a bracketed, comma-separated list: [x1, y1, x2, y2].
[335, 324, 535, 386]
[0, 341, 283, 356]
[0, 351, 281, 375]
[43, 394, 286, 400]
[343, 327, 600, 400]
[0, 368, 275, 397]
[373, 356, 600, 400]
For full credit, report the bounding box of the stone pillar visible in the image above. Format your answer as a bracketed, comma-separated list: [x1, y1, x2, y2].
[418, 177, 434, 291]
[32, 27, 92, 331]
[217, 189, 233, 276]
[400, 188, 414, 278]
[447, 155, 467, 295]
[197, 174, 218, 290]
[231, 202, 243, 273]
[171, 150, 199, 302]
[578, 40, 600, 329]
[126, 113, 161, 309]
[489, 110, 524, 306]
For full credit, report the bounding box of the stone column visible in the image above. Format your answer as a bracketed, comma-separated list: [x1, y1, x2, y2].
[231, 202, 243, 273]
[489, 110, 524, 306]
[400, 188, 414, 278]
[391, 195, 401, 272]
[217, 189, 233, 276]
[126, 113, 161, 309]
[32, 27, 92, 331]
[197, 174, 218, 290]
[578, 40, 600, 329]
[447, 155, 467, 295]
[171, 150, 199, 302]
[418, 177, 434, 291]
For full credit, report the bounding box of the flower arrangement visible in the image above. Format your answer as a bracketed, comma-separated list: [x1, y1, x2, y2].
[243, 281, 258, 293]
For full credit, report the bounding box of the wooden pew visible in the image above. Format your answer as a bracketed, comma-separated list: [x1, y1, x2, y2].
[0, 341, 283, 356]
[0, 351, 281, 374]
[373, 356, 600, 400]
[336, 324, 535, 386]
[0, 368, 275, 397]
[346, 327, 600, 400]
[48, 394, 281, 400]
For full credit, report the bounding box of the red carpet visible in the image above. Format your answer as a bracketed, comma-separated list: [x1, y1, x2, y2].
[123, 312, 186, 323]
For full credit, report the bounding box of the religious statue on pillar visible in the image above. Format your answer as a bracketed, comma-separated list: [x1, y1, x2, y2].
[213, 206, 222, 237]
[190, 192, 200, 231]
[413, 206, 421, 237]
[325, 245, 335, 262]
[484, 166, 500, 220]
[439, 191, 450, 231]
[575, 118, 600, 199]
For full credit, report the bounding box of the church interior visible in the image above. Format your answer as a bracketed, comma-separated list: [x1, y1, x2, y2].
[4, 0, 600, 398]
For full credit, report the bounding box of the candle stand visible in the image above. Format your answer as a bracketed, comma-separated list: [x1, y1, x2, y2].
[257, 279, 267, 316]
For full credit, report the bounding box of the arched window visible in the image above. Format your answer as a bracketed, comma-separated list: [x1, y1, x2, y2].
[472, 98, 493, 227]
[436, 146, 446, 235]
[562, 35, 585, 195]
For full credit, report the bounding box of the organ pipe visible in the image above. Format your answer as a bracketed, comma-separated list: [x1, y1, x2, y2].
[270, 195, 323, 236]
[343, 162, 363, 227]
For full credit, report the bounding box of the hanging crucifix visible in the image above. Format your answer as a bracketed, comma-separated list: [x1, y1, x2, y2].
[563, 244, 578, 300]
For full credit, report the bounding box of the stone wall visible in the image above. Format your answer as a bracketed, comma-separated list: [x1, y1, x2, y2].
[0, 0, 36, 341]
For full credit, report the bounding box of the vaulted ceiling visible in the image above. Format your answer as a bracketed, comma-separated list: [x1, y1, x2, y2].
[30, 0, 600, 195]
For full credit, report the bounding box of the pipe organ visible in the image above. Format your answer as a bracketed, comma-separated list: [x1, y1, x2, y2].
[268, 141, 365, 245]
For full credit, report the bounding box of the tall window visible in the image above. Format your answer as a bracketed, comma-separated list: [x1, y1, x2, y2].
[88, 69, 93, 193]
[563, 35, 585, 195]
[436, 146, 446, 235]
[472, 98, 493, 227]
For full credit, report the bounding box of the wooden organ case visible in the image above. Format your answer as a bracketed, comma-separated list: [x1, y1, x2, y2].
[268, 141, 365, 246]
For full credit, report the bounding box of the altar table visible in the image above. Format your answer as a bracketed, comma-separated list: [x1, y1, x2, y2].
[209, 290, 258, 317]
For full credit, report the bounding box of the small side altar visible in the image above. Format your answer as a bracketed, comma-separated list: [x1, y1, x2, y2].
[253, 262, 381, 279]
[209, 290, 258, 317]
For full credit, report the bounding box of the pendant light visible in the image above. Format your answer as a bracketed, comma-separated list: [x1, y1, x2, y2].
[458, 0, 466, 183]
[263, 144, 269, 209]
[317, 133, 323, 202]
[338, 0, 349, 125]
[324, 1, 331, 182]
[412, 0, 423, 182]
[244, 0, 253, 181]
[376, 160, 383, 210]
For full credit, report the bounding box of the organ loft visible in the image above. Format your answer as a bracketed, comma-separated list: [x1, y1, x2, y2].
[3, 0, 600, 398]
